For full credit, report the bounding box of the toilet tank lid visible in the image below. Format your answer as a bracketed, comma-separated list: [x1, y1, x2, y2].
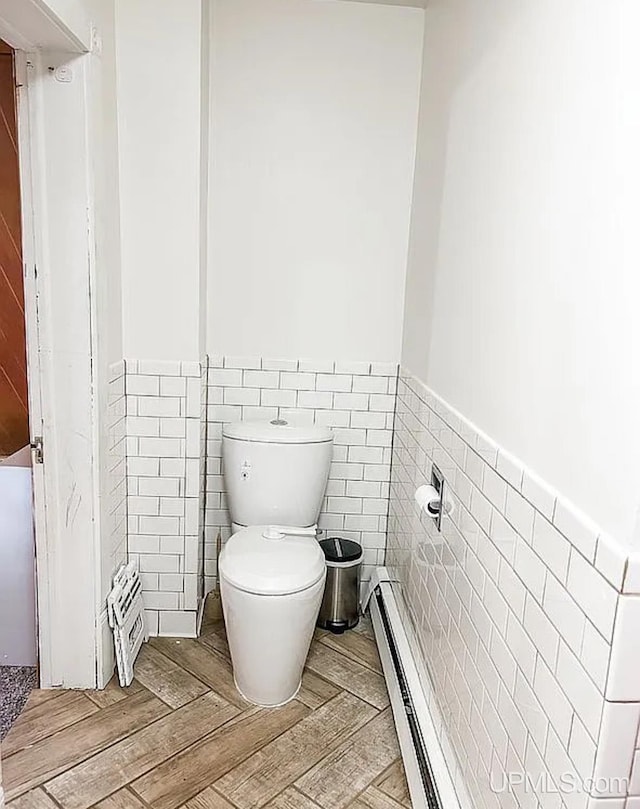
[223, 420, 333, 445]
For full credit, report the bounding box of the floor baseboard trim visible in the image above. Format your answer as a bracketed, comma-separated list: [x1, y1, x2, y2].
[368, 568, 466, 809]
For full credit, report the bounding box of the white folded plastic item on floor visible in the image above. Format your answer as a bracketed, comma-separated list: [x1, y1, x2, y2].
[107, 561, 148, 687]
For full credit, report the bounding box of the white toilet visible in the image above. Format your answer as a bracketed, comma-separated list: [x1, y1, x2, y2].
[218, 419, 333, 707]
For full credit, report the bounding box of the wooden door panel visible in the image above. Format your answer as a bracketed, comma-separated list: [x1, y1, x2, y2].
[0, 46, 27, 456]
[0, 55, 21, 247]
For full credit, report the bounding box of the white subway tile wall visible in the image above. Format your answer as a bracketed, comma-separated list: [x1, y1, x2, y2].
[107, 361, 128, 579]
[124, 359, 203, 637]
[198, 357, 208, 607]
[387, 368, 640, 809]
[204, 356, 398, 595]
[116, 356, 640, 809]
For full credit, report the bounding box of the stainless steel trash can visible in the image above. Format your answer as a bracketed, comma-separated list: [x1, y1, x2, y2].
[317, 537, 363, 634]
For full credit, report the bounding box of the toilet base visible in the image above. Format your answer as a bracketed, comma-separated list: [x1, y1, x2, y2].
[220, 572, 326, 709]
[234, 677, 302, 708]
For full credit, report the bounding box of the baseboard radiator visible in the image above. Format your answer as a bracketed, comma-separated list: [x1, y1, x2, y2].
[365, 569, 462, 809]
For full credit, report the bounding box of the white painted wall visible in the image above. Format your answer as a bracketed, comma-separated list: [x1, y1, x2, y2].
[116, 0, 204, 361]
[208, 0, 424, 363]
[402, 0, 640, 545]
[89, 0, 123, 369]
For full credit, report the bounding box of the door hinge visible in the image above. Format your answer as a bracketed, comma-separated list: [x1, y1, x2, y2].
[31, 437, 44, 464]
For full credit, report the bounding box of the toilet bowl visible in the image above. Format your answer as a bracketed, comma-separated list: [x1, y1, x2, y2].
[219, 525, 326, 706]
[219, 419, 333, 707]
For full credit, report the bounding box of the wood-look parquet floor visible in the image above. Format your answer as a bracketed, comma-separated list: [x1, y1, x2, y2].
[1, 606, 412, 809]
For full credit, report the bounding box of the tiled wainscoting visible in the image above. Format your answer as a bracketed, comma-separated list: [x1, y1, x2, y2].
[124, 360, 205, 637]
[199, 358, 209, 600]
[107, 361, 128, 579]
[114, 356, 397, 635]
[103, 361, 129, 678]
[387, 367, 640, 809]
[601, 591, 640, 809]
[204, 356, 398, 596]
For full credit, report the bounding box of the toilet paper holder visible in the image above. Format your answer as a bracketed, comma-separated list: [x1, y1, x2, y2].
[414, 464, 449, 532]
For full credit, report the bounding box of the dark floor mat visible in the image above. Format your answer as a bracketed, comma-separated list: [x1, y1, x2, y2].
[0, 665, 37, 740]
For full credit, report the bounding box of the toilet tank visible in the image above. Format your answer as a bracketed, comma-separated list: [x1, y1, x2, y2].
[222, 420, 333, 528]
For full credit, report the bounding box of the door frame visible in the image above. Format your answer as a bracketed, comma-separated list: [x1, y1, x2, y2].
[13, 50, 53, 681]
[0, 4, 103, 691]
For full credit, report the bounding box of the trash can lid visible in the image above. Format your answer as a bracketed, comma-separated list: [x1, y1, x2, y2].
[320, 537, 363, 564]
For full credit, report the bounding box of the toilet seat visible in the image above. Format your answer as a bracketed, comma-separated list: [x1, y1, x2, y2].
[219, 525, 326, 596]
